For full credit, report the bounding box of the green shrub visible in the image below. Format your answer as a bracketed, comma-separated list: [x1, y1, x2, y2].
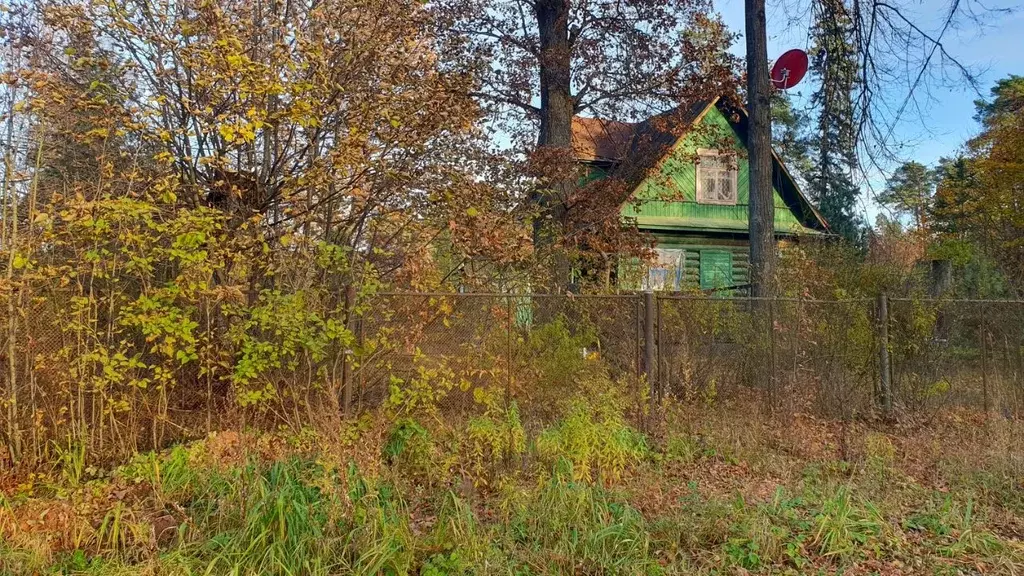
[383, 418, 441, 481]
[202, 458, 340, 575]
[504, 470, 662, 575]
[813, 486, 883, 561]
[343, 464, 415, 576]
[723, 490, 812, 570]
[536, 396, 648, 483]
[465, 402, 525, 485]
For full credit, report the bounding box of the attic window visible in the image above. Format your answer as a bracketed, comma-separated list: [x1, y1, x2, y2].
[696, 149, 738, 205]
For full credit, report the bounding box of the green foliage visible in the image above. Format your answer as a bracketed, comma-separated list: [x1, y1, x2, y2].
[8, 412, 1024, 575]
[880, 161, 935, 229]
[504, 472, 662, 575]
[343, 466, 415, 576]
[536, 394, 648, 483]
[201, 459, 339, 575]
[385, 352, 470, 417]
[382, 418, 437, 481]
[973, 74, 1024, 127]
[664, 433, 705, 465]
[523, 316, 598, 388]
[4, 192, 374, 460]
[119, 444, 198, 501]
[813, 486, 883, 561]
[95, 502, 146, 558]
[420, 550, 470, 576]
[53, 437, 88, 488]
[932, 75, 1024, 291]
[929, 238, 1010, 298]
[906, 494, 1004, 558]
[230, 289, 353, 407]
[421, 492, 502, 574]
[465, 402, 525, 484]
[722, 490, 814, 570]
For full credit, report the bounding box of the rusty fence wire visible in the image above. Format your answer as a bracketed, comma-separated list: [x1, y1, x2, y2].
[889, 298, 1024, 417]
[356, 293, 645, 432]
[3, 290, 1024, 466]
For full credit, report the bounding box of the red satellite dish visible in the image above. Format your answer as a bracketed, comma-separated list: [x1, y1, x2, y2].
[770, 49, 809, 90]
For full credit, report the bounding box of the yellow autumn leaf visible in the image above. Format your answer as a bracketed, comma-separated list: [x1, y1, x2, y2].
[218, 124, 236, 143]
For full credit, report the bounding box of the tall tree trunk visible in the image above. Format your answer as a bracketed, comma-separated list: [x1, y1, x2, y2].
[534, 0, 574, 289]
[536, 0, 573, 150]
[745, 0, 776, 297]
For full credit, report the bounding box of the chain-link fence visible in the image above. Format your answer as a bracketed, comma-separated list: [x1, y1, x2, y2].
[889, 298, 1024, 417]
[357, 293, 645, 433]
[354, 293, 1024, 424]
[3, 290, 1024, 466]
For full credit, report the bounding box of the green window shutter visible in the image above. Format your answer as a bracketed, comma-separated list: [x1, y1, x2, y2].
[699, 250, 733, 290]
[514, 295, 533, 328]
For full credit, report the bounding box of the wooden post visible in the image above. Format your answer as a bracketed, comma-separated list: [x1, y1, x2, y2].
[877, 293, 892, 415]
[644, 291, 656, 414]
[656, 294, 663, 403]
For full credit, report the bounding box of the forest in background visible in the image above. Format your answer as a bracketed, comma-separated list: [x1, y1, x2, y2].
[0, 0, 1022, 573]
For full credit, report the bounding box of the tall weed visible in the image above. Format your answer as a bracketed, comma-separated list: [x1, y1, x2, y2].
[504, 467, 661, 574]
[536, 395, 648, 483]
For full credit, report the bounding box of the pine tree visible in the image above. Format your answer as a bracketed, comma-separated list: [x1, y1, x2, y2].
[879, 161, 935, 230]
[805, 0, 864, 244]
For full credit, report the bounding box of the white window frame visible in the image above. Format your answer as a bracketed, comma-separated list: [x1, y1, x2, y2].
[696, 148, 739, 205]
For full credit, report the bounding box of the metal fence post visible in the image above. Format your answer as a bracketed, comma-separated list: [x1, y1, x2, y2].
[341, 284, 356, 416]
[980, 302, 989, 415]
[506, 294, 513, 405]
[877, 292, 892, 415]
[644, 291, 656, 413]
[506, 294, 514, 469]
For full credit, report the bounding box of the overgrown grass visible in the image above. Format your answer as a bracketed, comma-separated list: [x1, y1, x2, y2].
[3, 397, 1024, 575]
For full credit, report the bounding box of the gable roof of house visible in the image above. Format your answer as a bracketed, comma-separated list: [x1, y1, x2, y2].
[570, 99, 712, 163]
[571, 97, 830, 233]
[571, 117, 635, 162]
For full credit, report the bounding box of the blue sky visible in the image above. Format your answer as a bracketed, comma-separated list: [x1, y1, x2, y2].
[715, 0, 1023, 218]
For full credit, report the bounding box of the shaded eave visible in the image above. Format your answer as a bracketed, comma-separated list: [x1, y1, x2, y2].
[627, 216, 821, 236]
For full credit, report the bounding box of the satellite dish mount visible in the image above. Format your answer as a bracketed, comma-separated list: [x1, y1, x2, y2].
[770, 49, 809, 90]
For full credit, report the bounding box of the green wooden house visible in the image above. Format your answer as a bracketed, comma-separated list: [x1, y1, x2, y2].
[572, 97, 829, 292]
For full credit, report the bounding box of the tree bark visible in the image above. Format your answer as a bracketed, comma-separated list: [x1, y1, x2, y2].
[534, 0, 574, 289]
[535, 0, 573, 149]
[745, 0, 776, 297]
